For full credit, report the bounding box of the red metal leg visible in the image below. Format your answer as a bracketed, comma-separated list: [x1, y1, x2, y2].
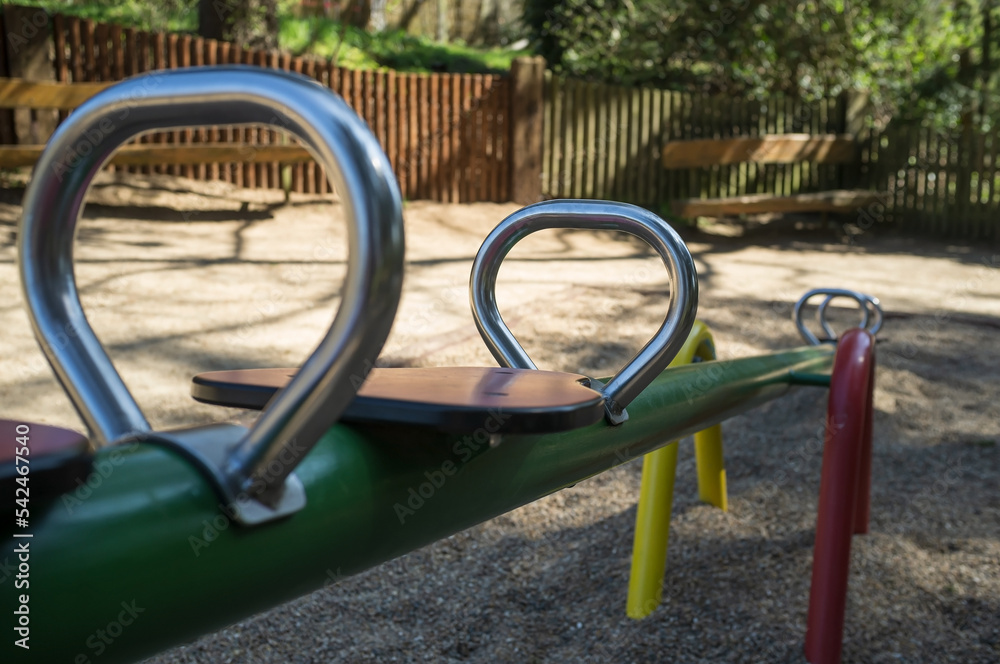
[853, 358, 876, 535]
[804, 329, 876, 664]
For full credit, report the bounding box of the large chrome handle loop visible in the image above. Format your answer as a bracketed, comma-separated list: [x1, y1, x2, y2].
[794, 288, 882, 345]
[19, 67, 404, 513]
[469, 200, 699, 425]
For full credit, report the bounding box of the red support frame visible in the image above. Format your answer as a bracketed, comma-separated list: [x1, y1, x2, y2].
[805, 328, 876, 664]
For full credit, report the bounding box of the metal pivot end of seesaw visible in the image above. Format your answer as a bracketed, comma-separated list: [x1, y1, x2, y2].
[19, 66, 405, 525]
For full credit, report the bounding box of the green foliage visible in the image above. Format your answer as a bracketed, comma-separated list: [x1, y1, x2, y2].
[19, 0, 198, 32]
[362, 32, 529, 73]
[280, 17, 529, 73]
[524, 0, 1000, 130]
[17, 0, 525, 74]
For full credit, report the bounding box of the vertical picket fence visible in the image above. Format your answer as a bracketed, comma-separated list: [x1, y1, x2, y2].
[542, 73, 849, 209]
[866, 121, 1000, 240]
[43, 13, 510, 201]
[1, 6, 998, 238]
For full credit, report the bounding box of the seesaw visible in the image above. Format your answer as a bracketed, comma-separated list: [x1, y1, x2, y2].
[2, 67, 879, 664]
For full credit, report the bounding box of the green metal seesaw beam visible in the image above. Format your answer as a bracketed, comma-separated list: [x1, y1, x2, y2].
[3, 347, 832, 663]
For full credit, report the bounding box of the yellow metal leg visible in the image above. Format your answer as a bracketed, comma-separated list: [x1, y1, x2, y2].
[626, 441, 679, 619]
[626, 320, 728, 618]
[695, 423, 727, 511]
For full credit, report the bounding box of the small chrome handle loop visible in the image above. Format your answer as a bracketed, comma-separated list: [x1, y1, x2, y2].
[469, 200, 699, 425]
[19, 67, 404, 512]
[864, 295, 884, 335]
[818, 293, 883, 340]
[795, 288, 882, 345]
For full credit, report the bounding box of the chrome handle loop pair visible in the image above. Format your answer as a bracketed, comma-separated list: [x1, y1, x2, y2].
[470, 200, 699, 425]
[19, 67, 404, 518]
[794, 288, 883, 346]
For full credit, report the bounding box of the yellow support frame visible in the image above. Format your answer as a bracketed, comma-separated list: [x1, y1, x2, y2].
[626, 320, 727, 618]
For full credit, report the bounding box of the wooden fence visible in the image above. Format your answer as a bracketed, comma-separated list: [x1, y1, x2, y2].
[542, 74, 998, 240]
[0, 8, 513, 202]
[1, 6, 998, 239]
[866, 121, 1000, 241]
[542, 73, 851, 207]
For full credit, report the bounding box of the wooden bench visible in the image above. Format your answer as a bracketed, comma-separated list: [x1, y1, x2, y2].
[0, 77, 316, 170]
[662, 134, 884, 221]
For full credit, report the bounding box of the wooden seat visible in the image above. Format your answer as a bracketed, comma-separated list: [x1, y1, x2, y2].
[192, 367, 606, 434]
[1, 419, 92, 497]
[672, 190, 884, 218]
[662, 134, 885, 220]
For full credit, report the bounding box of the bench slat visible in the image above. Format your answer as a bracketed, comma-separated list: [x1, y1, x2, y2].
[0, 143, 314, 169]
[0, 77, 107, 110]
[662, 134, 858, 169]
[672, 190, 884, 217]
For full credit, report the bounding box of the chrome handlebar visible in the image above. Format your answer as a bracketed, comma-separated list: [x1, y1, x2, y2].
[19, 67, 405, 520]
[794, 288, 882, 345]
[469, 200, 699, 424]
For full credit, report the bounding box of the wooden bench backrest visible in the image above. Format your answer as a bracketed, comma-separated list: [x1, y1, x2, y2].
[0, 77, 107, 110]
[662, 134, 858, 169]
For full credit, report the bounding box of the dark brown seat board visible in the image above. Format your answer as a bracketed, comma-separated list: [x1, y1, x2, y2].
[1, 419, 92, 497]
[192, 367, 606, 434]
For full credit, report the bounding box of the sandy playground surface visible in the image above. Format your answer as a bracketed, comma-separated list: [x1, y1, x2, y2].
[0, 174, 997, 663]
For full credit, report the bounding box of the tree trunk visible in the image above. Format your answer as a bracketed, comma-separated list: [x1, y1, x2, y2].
[982, 0, 992, 117]
[262, 0, 279, 48]
[199, 1, 279, 50]
[371, 0, 387, 32]
[344, 0, 371, 29]
[436, 0, 447, 41]
[199, 0, 231, 41]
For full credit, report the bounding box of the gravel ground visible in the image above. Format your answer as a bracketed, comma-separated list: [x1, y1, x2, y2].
[1, 174, 998, 663]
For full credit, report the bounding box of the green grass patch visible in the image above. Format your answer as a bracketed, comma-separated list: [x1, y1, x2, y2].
[280, 17, 528, 73]
[17, 0, 196, 33]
